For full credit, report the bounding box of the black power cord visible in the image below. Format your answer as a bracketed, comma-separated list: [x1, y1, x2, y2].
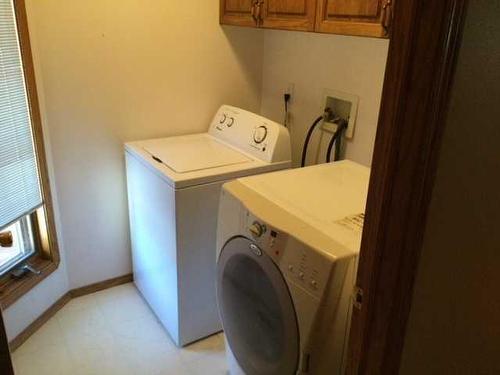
[283, 93, 291, 128]
[301, 108, 332, 167]
[326, 120, 348, 163]
[334, 128, 343, 161]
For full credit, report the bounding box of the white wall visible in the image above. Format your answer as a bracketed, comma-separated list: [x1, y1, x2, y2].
[260, 30, 388, 166]
[400, 1, 500, 373]
[4, 3, 390, 340]
[24, 0, 264, 289]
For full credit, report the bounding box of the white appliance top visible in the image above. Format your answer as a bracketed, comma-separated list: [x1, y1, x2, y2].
[142, 135, 251, 173]
[125, 105, 291, 189]
[235, 160, 371, 255]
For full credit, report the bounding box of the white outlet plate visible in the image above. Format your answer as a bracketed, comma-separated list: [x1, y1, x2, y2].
[320, 88, 359, 139]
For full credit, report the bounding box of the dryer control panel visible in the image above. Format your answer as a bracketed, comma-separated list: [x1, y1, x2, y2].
[208, 105, 291, 164]
[279, 236, 333, 299]
[244, 211, 333, 299]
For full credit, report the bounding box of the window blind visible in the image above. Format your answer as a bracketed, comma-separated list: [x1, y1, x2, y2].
[0, 0, 42, 230]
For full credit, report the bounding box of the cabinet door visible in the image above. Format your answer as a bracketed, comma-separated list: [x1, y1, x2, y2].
[220, 0, 259, 27]
[260, 0, 317, 31]
[316, 0, 392, 38]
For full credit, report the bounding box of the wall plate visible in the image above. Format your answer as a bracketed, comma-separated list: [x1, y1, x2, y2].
[320, 88, 359, 139]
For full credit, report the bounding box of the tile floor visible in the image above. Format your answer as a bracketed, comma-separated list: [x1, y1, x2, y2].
[12, 283, 228, 375]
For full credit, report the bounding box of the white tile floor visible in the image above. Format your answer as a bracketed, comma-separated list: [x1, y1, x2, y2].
[12, 283, 228, 375]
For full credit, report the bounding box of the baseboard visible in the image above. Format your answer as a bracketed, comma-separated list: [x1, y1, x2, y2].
[70, 274, 133, 298]
[8, 273, 133, 352]
[8, 292, 71, 352]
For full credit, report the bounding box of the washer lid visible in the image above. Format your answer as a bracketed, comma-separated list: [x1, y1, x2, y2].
[142, 134, 252, 173]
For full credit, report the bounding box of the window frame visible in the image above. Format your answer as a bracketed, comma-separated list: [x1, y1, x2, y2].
[0, 0, 60, 309]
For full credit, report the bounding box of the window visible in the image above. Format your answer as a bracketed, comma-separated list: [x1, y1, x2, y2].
[0, 214, 36, 276]
[0, 0, 59, 308]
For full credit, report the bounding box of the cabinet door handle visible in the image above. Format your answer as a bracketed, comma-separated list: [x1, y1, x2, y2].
[382, 0, 393, 35]
[256, 1, 263, 24]
[251, 1, 259, 25]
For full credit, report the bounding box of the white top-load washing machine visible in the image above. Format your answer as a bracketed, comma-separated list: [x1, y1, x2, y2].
[125, 105, 291, 347]
[216, 160, 370, 375]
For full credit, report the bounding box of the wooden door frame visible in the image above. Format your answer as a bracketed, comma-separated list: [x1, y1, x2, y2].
[0, 311, 13, 374]
[346, 0, 469, 373]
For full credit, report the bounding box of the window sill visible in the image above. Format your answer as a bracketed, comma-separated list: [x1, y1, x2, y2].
[0, 256, 59, 309]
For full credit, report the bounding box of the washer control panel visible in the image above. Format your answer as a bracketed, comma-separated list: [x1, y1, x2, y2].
[209, 105, 291, 163]
[253, 126, 268, 144]
[218, 113, 235, 128]
[244, 211, 332, 298]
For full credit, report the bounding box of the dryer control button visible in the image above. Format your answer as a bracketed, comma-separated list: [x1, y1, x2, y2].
[288, 265, 294, 272]
[310, 280, 318, 289]
[249, 243, 262, 257]
[298, 272, 305, 280]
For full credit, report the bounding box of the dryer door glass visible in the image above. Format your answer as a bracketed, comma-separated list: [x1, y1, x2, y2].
[217, 236, 299, 375]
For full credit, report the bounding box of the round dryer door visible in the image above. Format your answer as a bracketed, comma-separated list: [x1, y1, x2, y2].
[217, 236, 299, 375]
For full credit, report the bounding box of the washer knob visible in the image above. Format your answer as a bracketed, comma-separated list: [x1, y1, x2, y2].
[253, 126, 268, 144]
[227, 117, 235, 127]
[249, 222, 266, 238]
[219, 114, 227, 124]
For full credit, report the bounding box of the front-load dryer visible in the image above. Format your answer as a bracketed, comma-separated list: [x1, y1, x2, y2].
[125, 105, 291, 347]
[216, 161, 370, 374]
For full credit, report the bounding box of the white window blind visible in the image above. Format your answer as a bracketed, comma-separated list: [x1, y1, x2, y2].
[0, 0, 42, 230]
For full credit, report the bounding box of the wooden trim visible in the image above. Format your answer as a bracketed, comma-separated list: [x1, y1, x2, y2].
[346, 0, 469, 373]
[0, 0, 62, 309]
[315, 21, 385, 38]
[0, 258, 57, 310]
[8, 292, 71, 352]
[13, 0, 60, 267]
[8, 274, 133, 352]
[69, 274, 133, 299]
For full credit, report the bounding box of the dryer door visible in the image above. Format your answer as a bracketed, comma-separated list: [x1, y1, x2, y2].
[217, 236, 299, 375]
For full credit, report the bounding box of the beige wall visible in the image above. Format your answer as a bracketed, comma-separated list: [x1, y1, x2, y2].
[25, 0, 264, 289]
[4, 2, 390, 339]
[260, 30, 389, 166]
[400, 1, 500, 373]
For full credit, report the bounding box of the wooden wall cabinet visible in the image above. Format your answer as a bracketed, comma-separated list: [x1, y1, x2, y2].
[260, 0, 317, 32]
[220, 0, 257, 27]
[220, 0, 393, 38]
[316, 0, 392, 38]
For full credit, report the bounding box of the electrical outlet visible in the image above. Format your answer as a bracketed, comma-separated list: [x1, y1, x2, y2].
[320, 89, 359, 139]
[285, 83, 295, 100]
